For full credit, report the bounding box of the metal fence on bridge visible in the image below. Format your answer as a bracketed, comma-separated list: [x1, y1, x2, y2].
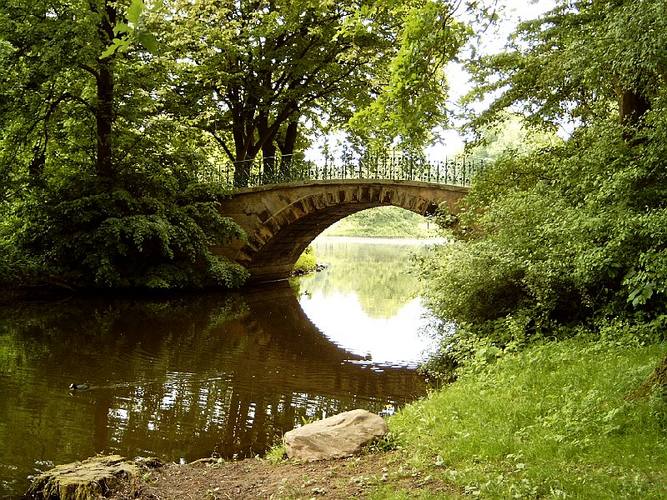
[212, 154, 485, 189]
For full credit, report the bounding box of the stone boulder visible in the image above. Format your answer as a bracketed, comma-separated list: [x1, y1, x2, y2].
[284, 409, 388, 461]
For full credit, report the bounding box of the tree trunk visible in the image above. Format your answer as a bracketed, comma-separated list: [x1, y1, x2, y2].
[96, 59, 114, 179]
[28, 145, 46, 186]
[619, 90, 650, 125]
[262, 141, 276, 182]
[233, 161, 250, 188]
[258, 112, 277, 182]
[232, 121, 250, 187]
[95, 1, 116, 180]
[279, 120, 299, 177]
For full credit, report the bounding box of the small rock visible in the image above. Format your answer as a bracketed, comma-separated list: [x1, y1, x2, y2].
[284, 409, 388, 461]
[134, 456, 163, 469]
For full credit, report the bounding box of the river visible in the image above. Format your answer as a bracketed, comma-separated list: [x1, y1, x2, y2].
[0, 237, 441, 497]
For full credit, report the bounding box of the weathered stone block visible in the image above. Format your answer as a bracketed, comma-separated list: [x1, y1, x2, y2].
[26, 454, 161, 499]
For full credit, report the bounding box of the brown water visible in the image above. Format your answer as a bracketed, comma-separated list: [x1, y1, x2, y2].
[0, 238, 439, 497]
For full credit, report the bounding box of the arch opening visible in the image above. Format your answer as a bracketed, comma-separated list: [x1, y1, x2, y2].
[319, 206, 438, 240]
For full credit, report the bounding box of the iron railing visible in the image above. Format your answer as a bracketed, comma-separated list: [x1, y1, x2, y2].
[210, 154, 485, 189]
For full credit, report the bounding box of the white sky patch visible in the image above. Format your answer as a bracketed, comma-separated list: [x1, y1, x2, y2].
[298, 292, 438, 365]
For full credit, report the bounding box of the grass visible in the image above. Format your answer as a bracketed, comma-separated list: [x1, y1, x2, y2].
[293, 246, 317, 274]
[265, 444, 287, 464]
[322, 206, 439, 238]
[385, 340, 666, 499]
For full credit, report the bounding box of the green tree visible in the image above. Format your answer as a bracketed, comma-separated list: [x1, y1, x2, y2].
[0, 0, 247, 289]
[163, 0, 469, 186]
[422, 0, 667, 359]
[466, 113, 560, 161]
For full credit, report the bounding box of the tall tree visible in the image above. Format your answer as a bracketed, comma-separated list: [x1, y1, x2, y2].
[0, 0, 248, 290]
[0, 0, 160, 185]
[421, 0, 667, 351]
[163, 0, 469, 186]
[464, 0, 666, 135]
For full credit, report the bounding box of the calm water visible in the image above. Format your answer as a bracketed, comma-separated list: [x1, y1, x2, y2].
[0, 238, 440, 497]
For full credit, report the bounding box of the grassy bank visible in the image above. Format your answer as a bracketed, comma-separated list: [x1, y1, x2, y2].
[322, 206, 439, 239]
[386, 340, 666, 498]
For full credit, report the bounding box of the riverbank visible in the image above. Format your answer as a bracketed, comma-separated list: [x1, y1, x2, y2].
[104, 339, 665, 499]
[315, 235, 447, 246]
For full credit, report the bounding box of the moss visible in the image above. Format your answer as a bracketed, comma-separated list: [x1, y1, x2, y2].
[26, 454, 160, 499]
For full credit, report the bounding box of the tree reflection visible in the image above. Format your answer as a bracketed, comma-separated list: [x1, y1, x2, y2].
[300, 239, 429, 318]
[0, 285, 425, 496]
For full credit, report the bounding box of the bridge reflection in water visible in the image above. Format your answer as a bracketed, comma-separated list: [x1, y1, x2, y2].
[0, 284, 426, 495]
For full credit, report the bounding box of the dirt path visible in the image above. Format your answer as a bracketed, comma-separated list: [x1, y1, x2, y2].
[115, 451, 461, 499]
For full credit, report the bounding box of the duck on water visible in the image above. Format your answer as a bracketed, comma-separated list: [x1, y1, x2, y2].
[68, 383, 90, 391]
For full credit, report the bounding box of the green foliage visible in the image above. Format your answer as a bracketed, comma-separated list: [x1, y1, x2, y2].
[391, 340, 667, 498]
[464, 0, 667, 130]
[0, 0, 250, 289]
[349, 0, 470, 148]
[425, 118, 667, 346]
[323, 207, 439, 239]
[161, 0, 470, 179]
[264, 444, 287, 464]
[364, 432, 400, 454]
[466, 113, 561, 161]
[293, 245, 318, 275]
[421, 0, 667, 353]
[2, 172, 248, 289]
[101, 0, 158, 59]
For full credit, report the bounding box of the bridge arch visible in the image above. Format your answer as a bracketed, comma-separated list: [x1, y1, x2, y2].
[215, 180, 468, 282]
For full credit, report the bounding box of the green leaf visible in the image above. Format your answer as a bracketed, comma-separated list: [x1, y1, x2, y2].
[137, 32, 158, 55]
[113, 22, 131, 35]
[100, 40, 120, 59]
[100, 38, 130, 59]
[127, 0, 144, 26]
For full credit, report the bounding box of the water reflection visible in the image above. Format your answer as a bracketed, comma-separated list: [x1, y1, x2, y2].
[0, 282, 427, 497]
[296, 237, 440, 365]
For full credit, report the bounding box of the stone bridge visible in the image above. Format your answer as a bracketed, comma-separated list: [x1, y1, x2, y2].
[214, 179, 469, 282]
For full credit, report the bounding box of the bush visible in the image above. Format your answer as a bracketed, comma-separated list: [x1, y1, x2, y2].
[292, 245, 318, 275]
[421, 117, 667, 354]
[2, 171, 248, 290]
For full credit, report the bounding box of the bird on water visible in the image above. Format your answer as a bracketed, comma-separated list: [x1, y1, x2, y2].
[68, 383, 90, 391]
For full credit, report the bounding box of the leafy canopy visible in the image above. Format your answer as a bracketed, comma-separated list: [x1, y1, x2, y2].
[422, 0, 667, 363]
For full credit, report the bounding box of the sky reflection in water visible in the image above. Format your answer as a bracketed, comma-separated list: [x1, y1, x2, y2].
[297, 236, 440, 366]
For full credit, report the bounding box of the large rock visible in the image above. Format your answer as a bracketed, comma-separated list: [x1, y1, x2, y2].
[283, 409, 388, 461]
